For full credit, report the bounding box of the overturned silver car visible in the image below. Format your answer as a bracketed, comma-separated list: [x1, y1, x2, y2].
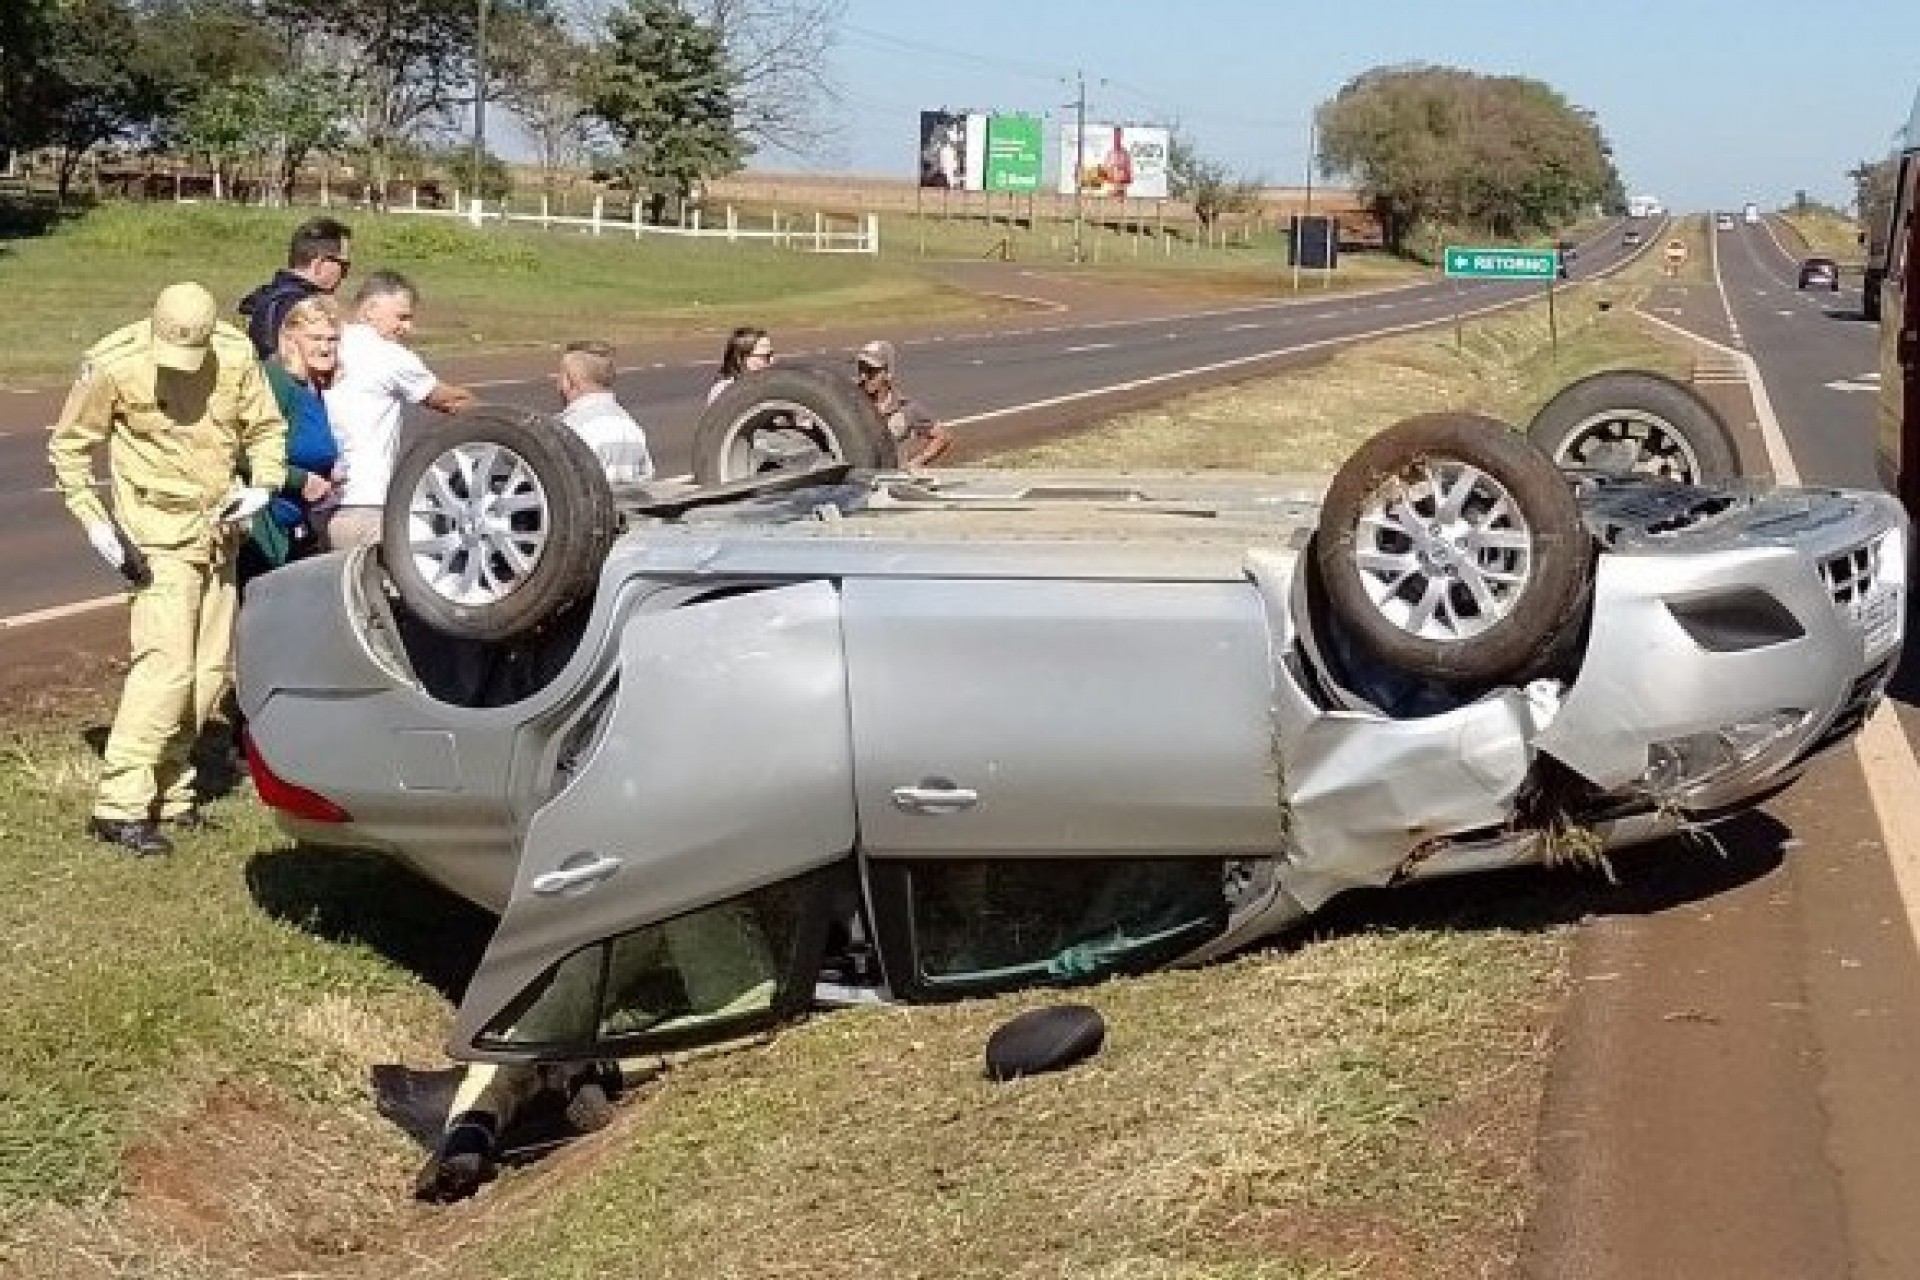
[236, 368, 1907, 1068]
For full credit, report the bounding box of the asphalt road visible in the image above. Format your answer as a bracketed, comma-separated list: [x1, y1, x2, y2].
[1523, 216, 1920, 1280]
[0, 222, 1653, 621]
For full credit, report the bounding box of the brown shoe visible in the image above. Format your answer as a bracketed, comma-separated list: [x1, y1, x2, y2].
[87, 818, 173, 858]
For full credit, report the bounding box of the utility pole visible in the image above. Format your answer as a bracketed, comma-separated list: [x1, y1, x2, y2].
[1071, 70, 1086, 265]
[1291, 118, 1315, 292]
[470, 0, 489, 206]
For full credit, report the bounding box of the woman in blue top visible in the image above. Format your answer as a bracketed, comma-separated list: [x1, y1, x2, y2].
[241, 295, 341, 586]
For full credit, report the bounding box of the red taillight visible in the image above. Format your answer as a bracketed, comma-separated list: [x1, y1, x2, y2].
[242, 730, 352, 823]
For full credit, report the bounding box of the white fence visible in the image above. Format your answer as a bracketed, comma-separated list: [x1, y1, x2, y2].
[389, 190, 880, 255]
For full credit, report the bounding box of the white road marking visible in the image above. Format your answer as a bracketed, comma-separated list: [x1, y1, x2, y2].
[1825, 378, 1881, 394]
[0, 594, 123, 630]
[1062, 342, 1117, 354]
[1224, 322, 1266, 332]
[947, 288, 1542, 429]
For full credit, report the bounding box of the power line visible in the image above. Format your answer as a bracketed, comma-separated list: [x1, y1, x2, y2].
[839, 24, 1063, 84]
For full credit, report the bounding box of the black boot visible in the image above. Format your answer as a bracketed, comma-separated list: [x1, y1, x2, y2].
[87, 818, 173, 857]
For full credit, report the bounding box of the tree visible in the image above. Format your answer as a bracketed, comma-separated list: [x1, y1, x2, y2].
[491, 7, 598, 191]
[588, 0, 744, 219]
[1852, 155, 1898, 249]
[0, 0, 52, 155]
[689, 0, 841, 158]
[1316, 64, 1619, 256]
[260, 0, 483, 200]
[1167, 130, 1259, 230]
[13, 0, 167, 199]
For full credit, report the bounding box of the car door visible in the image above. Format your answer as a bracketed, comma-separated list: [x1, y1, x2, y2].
[841, 575, 1282, 858]
[448, 580, 857, 1062]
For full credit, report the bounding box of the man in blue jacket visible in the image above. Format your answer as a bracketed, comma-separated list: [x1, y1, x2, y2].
[237, 217, 353, 360]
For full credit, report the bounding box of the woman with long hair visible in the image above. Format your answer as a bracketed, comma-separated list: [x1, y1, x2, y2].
[707, 326, 772, 404]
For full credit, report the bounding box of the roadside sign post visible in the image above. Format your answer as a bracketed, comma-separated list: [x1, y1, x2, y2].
[1662, 239, 1689, 278]
[1442, 245, 1562, 355]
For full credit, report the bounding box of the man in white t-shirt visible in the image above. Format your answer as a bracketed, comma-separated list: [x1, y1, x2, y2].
[321, 270, 474, 549]
[553, 340, 653, 485]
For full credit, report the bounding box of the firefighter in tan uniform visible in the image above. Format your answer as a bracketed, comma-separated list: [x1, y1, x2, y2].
[48, 282, 288, 857]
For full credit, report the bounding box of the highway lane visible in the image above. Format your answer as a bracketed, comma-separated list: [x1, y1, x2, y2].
[0, 221, 1648, 619]
[1711, 216, 1882, 489]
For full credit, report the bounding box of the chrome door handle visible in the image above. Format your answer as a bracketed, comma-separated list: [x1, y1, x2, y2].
[891, 783, 980, 814]
[531, 853, 623, 895]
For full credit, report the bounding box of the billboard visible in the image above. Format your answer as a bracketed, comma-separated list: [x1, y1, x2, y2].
[983, 114, 1043, 193]
[919, 110, 988, 190]
[1058, 124, 1170, 199]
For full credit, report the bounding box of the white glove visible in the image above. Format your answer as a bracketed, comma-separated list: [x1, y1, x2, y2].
[217, 485, 271, 526]
[86, 522, 125, 570]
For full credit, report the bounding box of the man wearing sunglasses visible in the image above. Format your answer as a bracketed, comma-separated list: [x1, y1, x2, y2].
[237, 216, 354, 360]
[854, 340, 954, 469]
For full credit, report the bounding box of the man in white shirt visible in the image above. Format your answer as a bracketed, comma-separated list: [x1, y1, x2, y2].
[321, 270, 474, 549]
[554, 340, 653, 485]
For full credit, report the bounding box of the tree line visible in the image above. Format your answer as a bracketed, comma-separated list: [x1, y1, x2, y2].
[4, 12, 1691, 257]
[0, 0, 840, 211]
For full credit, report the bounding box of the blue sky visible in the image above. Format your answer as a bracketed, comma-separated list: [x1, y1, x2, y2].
[790, 0, 1920, 214]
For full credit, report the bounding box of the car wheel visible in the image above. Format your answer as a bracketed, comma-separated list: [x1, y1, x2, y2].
[1315, 413, 1591, 687]
[382, 406, 617, 642]
[693, 366, 899, 485]
[1526, 369, 1740, 483]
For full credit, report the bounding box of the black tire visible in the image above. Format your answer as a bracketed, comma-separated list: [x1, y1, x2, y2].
[984, 1004, 1107, 1082]
[1315, 413, 1591, 687]
[1863, 267, 1884, 322]
[692, 366, 898, 485]
[1526, 369, 1740, 483]
[382, 405, 617, 642]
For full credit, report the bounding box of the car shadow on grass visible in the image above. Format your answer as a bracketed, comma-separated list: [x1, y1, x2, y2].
[1290, 810, 1792, 946]
[242, 843, 496, 1003]
[242, 846, 589, 1163]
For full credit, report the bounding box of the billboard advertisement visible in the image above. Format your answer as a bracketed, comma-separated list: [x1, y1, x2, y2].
[983, 114, 1043, 193]
[1058, 124, 1170, 199]
[919, 110, 988, 190]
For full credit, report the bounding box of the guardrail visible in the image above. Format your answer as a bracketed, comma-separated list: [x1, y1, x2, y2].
[390, 192, 880, 254]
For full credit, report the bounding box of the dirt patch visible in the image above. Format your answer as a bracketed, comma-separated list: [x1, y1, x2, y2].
[116, 1080, 400, 1271]
[0, 608, 125, 721]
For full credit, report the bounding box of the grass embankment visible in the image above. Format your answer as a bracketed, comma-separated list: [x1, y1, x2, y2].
[1776, 208, 1866, 262]
[0, 221, 1704, 1279]
[999, 260, 1688, 472]
[0, 202, 1426, 389]
[0, 203, 1005, 389]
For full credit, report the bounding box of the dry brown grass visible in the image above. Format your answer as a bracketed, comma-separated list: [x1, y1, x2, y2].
[990, 278, 1686, 474]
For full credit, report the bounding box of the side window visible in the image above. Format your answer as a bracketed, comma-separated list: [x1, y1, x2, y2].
[869, 858, 1228, 1002]
[477, 869, 834, 1057]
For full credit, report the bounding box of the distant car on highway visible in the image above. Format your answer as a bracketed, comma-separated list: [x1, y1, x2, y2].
[1622, 227, 1643, 247]
[1798, 257, 1841, 292]
[1715, 213, 1735, 231]
[1744, 202, 1761, 225]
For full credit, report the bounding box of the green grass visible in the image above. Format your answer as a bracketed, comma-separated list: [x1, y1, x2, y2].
[0, 201, 1425, 390]
[0, 202, 1013, 388]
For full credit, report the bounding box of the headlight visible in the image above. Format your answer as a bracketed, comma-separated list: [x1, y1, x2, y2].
[1875, 525, 1907, 592]
[1640, 710, 1809, 795]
